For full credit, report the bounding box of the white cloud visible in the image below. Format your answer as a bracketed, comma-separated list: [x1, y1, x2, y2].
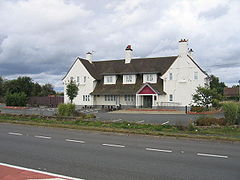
[0, 0, 240, 90]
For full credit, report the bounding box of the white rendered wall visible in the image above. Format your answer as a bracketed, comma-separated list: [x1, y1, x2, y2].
[161, 56, 207, 106]
[63, 59, 95, 106]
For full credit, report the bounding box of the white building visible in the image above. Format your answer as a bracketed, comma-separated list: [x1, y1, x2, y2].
[63, 39, 208, 109]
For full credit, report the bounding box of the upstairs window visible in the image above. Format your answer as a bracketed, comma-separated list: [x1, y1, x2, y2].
[123, 75, 136, 84]
[169, 73, 173, 80]
[83, 95, 90, 101]
[104, 75, 116, 84]
[169, 94, 173, 101]
[194, 72, 198, 80]
[143, 74, 157, 83]
[77, 76, 80, 82]
[83, 76, 87, 83]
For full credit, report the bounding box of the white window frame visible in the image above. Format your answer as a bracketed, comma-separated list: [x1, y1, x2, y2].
[143, 74, 157, 83]
[123, 75, 136, 84]
[104, 75, 116, 84]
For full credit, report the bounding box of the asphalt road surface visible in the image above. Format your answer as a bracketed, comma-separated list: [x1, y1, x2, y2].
[0, 123, 239, 180]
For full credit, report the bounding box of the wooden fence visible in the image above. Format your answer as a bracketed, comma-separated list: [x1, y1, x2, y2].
[28, 96, 64, 108]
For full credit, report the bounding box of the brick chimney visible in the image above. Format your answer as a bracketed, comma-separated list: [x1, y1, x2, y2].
[86, 52, 92, 63]
[125, 45, 133, 64]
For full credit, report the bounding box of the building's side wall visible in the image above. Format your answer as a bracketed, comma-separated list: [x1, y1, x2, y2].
[63, 60, 95, 106]
[161, 56, 207, 106]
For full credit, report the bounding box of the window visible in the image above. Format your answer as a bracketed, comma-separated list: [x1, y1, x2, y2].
[169, 94, 173, 101]
[104, 75, 116, 84]
[125, 95, 135, 101]
[194, 72, 198, 80]
[83, 95, 90, 101]
[84, 76, 86, 83]
[107, 76, 113, 83]
[147, 74, 154, 81]
[126, 75, 133, 82]
[70, 77, 74, 81]
[104, 95, 116, 101]
[169, 73, 173, 80]
[144, 74, 157, 83]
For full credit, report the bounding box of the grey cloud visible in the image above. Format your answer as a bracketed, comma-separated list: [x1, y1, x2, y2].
[199, 4, 229, 20]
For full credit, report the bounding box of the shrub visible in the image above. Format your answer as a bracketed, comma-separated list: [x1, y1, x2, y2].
[57, 103, 76, 116]
[222, 102, 239, 125]
[175, 121, 186, 131]
[190, 106, 206, 112]
[195, 116, 227, 126]
[5, 92, 27, 106]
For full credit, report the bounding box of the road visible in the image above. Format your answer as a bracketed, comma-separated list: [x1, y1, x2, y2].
[0, 123, 239, 180]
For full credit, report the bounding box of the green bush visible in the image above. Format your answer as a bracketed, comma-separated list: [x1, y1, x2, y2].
[195, 116, 227, 126]
[5, 92, 27, 106]
[57, 103, 76, 116]
[223, 102, 239, 125]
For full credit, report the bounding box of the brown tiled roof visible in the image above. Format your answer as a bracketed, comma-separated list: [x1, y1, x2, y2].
[224, 87, 239, 97]
[79, 56, 178, 80]
[91, 74, 166, 95]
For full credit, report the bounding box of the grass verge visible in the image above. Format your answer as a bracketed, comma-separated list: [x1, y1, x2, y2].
[0, 113, 239, 142]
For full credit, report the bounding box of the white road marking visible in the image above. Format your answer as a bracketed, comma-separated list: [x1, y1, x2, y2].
[65, 139, 85, 143]
[0, 162, 84, 180]
[34, 135, 52, 139]
[197, 153, 228, 159]
[146, 148, 172, 153]
[8, 132, 23, 136]
[162, 121, 169, 125]
[136, 120, 144, 123]
[102, 143, 125, 148]
[112, 119, 122, 122]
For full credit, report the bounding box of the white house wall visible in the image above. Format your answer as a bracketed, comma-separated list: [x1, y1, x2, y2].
[63, 59, 95, 106]
[161, 56, 207, 106]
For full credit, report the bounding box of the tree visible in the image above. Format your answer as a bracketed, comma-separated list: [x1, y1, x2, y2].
[192, 87, 222, 108]
[66, 80, 78, 103]
[3, 76, 34, 97]
[41, 83, 56, 96]
[0, 76, 3, 97]
[208, 75, 226, 95]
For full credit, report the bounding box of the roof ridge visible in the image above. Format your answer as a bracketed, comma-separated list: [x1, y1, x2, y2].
[92, 55, 178, 63]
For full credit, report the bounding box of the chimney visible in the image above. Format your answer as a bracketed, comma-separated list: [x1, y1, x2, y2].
[188, 48, 194, 59]
[86, 52, 92, 63]
[125, 45, 133, 64]
[178, 39, 188, 57]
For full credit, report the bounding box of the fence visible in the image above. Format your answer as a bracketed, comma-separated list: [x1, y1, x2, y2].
[28, 96, 64, 108]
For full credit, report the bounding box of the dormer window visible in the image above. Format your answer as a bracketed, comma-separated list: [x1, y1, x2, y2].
[143, 74, 157, 83]
[123, 75, 136, 84]
[104, 75, 116, 84]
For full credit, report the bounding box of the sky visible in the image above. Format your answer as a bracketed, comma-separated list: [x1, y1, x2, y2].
[0, 0, 240, 91]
